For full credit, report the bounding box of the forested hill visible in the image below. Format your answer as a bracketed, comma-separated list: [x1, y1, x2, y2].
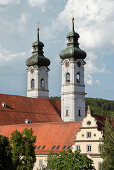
[50, 97, 114, 116]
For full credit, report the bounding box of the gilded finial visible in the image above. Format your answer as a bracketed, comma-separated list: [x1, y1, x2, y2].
[72, 17, 74, 20]
[71, 9, 75, 33]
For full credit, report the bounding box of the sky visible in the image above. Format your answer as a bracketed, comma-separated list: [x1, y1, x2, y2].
[0, 0, 114, 100]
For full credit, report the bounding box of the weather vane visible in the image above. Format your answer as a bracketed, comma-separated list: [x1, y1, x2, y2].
[37, 21, 40, 30]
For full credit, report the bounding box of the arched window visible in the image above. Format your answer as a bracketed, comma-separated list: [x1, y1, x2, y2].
[76, 72, 80, 83]
[66, 109, 69, 116]
[31, 79, 35, 89]
[78, 109, 81, 116]
[66, 73, 70, 83]
[41, 79, 45, 90]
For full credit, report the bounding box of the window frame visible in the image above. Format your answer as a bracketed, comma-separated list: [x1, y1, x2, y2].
[41, 79, 45, 90]
[78, 109, 81, 116]
[66, 109, 69, 116]
[76, 145, 81, 151]
[66, 73, 70, 83]
[39, 159, 43, 168]
[87, 132, 91, 138]
[98, 162, 102, 170]
[76, 72, 80, 83]
[31, 79, 35, 89]
[87, 145, 92, 152]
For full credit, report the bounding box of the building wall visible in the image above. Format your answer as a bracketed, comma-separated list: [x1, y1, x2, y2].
[27, 66, 49, 98]
[34, 113, 103, 170]
[72, 111, 103, 170]
[61, 59, 86, 122]
[33, 155, 48, 170]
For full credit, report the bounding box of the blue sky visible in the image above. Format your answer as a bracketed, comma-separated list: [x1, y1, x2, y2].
[0, 0, 114, 100]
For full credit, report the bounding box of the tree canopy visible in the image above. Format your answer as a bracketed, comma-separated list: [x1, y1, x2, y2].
[0, 135, 13, 170]
[47, 149, 95, 170]
[10, 128, 36, 170]
[0, 128, 36, 170]
[101, 118, 114, 170]
[51, 96, 114, 116]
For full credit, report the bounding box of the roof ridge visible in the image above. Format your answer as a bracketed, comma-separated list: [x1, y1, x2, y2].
[0, 121, 81, 127]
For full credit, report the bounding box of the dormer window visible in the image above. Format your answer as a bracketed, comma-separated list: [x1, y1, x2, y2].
[66, 73, 70, 83]
[31, 79, 35, 89]
[41, 79, 45, 90]
[2, 102, 6, 108]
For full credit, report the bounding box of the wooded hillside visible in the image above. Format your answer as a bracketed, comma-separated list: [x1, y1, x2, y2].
[50, 97, 114, 116]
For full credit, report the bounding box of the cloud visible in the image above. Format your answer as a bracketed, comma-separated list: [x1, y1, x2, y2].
[0, 47, 27, 66]
[85, 74, 100, 86]
[17, 13, 29, 34]
[54, 0, 114, 49]
[0, 0, 20, 5]
[28, 0, 47, 12]
[45, 0, 114, 86]
[85, 52, 106, 75]
[85, 52, 106, 85]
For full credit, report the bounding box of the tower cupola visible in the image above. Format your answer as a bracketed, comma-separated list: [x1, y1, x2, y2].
[26, 27, 50, 67]
[60, 18, 86, 122]
[59, 18, 86, 60]
[26, 26, 50, 98]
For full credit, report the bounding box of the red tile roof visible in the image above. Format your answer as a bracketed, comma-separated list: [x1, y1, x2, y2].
[0, 121, 81, 154]
[0, 94, 62, 125]
[92, 113, 112, 130]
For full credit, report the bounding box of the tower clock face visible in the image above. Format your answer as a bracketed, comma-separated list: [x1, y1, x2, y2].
[65, 61, 69, 67]
[77, 61, 81, 67]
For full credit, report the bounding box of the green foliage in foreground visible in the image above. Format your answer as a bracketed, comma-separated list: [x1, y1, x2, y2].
[101, 118, 114, 170]
[47, 149, 95, 170]
[0, 135, 12, 170]
[0, 128, 36, 170]
[10, 128, 36, 170]
[51, 96, 114, 116]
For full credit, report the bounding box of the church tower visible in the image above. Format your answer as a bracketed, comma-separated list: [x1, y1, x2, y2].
[59, 18, 86, 121]
[26, 26, 50, 98]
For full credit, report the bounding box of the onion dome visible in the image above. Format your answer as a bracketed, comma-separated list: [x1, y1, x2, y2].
[26, 27, 50, 67]
[59, 18, 86, 60]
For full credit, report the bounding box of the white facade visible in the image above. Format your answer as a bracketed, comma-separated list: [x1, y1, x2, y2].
[27, 66, 49, 98]
[61, 59, 86, 122]
[72, 107, 103, 170]
[33, 109, 103, 170]
[33, 155, 48, 170]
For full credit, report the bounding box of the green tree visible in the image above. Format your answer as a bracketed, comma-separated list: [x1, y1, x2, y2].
[0, 135, 13, 170]
[47, 149, 95, 170]
[101, 118, 114, 170]
[10, 128, 36, 170]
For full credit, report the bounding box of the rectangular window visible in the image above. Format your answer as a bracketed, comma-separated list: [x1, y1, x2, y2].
[39, 159, 43, 168]
[76, 145, 81, 151]
[87, 145, 91, 152]
[98, 162, 102, 170]
[87, 132, 91, 138]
